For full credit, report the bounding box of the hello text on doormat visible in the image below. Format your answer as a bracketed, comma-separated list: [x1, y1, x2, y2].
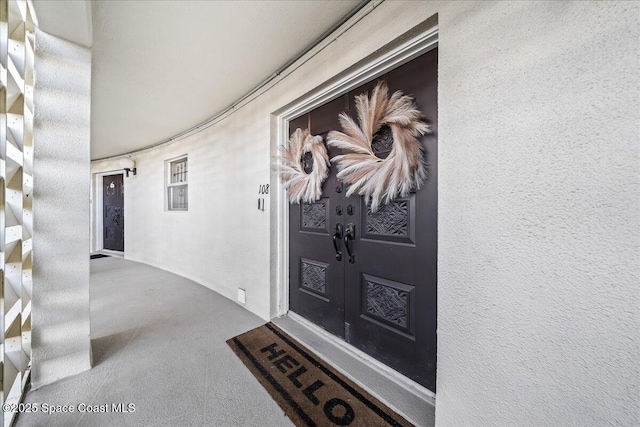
[227, 323, 413, 427]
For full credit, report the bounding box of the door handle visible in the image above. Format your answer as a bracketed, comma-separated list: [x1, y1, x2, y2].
[333, 223, 343, 261]
[344, 223, 355, 264]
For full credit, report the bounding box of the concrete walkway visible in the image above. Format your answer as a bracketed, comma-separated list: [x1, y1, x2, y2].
[16, 257, 293, 426]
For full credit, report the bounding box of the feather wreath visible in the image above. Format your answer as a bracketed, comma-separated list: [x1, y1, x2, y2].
[276, 128, 330, 204]
[327, 81, 430, 212]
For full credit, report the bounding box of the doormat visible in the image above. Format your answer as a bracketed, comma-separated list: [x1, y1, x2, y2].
[90, 254, 110, 259]
[227, 323, 413, 427]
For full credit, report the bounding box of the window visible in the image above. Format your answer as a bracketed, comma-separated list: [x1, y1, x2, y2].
[166, 155, 188, 211]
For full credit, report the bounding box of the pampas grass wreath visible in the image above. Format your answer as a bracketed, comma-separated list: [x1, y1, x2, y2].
[276, 128, 330, 204]
[327, 81, 430, 212]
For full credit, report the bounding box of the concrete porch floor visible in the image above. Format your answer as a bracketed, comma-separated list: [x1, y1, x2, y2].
[16, 257, 434, 426]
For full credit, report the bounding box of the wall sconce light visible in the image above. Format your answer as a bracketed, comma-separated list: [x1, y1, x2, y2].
[119, 158, 137, 177]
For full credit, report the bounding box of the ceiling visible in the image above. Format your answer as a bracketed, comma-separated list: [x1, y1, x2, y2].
[34, 1, 360, 160]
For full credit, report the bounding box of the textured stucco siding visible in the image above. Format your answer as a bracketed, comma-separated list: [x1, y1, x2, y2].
[32, 29, 92, 388]
[436, 2, 639, 426]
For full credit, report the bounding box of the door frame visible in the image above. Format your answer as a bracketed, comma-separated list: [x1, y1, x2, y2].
[93, 170, 126, 253]
[270, 22, 438, 401]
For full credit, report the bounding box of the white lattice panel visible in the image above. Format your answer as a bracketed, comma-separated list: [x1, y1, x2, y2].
[1, 0, 34, 425]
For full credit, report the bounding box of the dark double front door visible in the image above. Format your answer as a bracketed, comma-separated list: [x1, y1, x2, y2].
[288, 50, 438, 391]
[103, 174, 124, 252]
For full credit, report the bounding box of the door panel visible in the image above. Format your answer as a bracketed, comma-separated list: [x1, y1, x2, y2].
[361, 195, 416, 245]
[288, 96, 349, 338]
[288, 48, 438, 391]
[345, 49, 438, 390]
[103, 174, 124, 251]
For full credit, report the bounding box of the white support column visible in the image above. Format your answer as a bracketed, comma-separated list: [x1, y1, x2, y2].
[30, 28, 91, 390]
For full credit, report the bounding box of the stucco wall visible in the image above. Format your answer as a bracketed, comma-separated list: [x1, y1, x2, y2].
[435, 2, 639, 426]
[32, 29, 92, 389]
[91, 1, 639, 425]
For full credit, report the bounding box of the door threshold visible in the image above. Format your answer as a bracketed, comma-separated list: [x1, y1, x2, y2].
[272, 312, 435, 427]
